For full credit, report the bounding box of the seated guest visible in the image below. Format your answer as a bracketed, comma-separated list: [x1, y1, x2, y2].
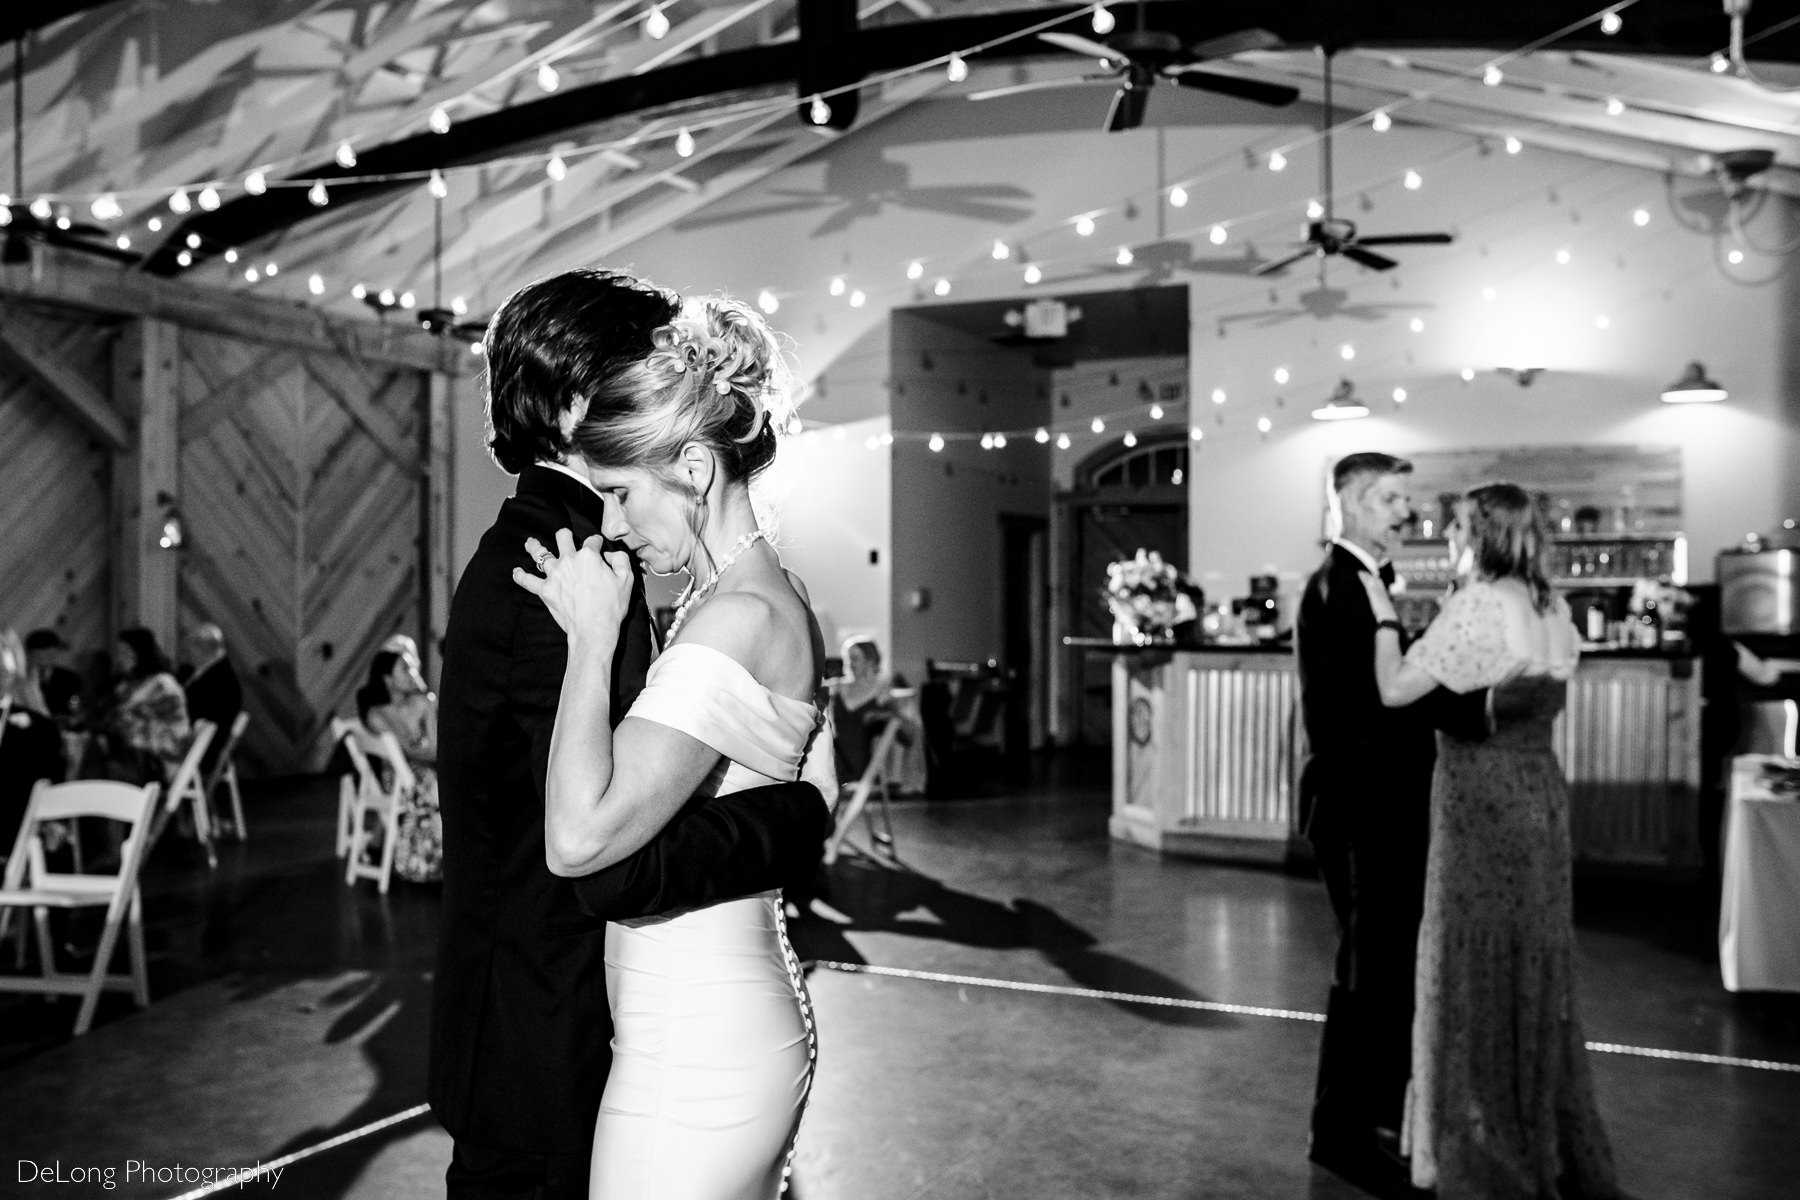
[356, 646, 442, 883]
[24, 628, 84, 724]
[831, 636, 899, 782]
[180, 623, 243, 771]
[0, 628, 66, 846]
[98, 627, 191, 785]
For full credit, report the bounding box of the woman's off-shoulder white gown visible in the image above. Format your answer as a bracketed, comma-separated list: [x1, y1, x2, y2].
[589, 643, 829, 1200]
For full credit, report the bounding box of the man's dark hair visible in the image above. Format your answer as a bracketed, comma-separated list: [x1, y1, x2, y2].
[482, 269, 681, 475]
[1332, 451, 1413, 495]
[116, 626, 171, 681]
[24, 628, 66, 652]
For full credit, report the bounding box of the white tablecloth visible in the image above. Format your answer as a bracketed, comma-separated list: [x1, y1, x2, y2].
[1720, 755, 1800, 993]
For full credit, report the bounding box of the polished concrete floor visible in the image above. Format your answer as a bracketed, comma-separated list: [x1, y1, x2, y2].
[3, 756, 1797, 1199]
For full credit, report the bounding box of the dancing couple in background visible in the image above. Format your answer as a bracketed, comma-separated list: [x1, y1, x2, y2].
[429, 269, 835, 1199]
[1299, 451, 1616, 1200]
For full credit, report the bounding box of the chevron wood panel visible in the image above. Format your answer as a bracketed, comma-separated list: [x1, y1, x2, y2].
[0, 315, 115, 665]
[177, 331, 428, 773]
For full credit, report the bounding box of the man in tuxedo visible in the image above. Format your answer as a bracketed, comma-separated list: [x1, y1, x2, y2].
[180, 623, 242, 774]
[429, 269, 830, 1199]
[24, 629, 83, 723]
[1296, 452, 1494, 1198]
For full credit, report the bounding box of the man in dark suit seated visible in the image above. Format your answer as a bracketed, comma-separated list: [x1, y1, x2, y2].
[24, 629, 84, 724]
[180, 623, 242, 773]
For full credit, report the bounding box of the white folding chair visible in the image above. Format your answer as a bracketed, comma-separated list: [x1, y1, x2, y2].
[152, 720, 218, 868]
[824, 716, 904, 865]
[0, 779, 160, 1036]
[330, 718, 414, 895]
[204, 711, 251, 841]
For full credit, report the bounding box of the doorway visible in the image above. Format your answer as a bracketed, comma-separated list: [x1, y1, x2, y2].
[1000, 513, 1050, 768]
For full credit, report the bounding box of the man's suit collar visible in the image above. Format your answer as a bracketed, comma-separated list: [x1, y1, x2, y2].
[1330, 537, 1382, 576]
[516, 463, 606, 523]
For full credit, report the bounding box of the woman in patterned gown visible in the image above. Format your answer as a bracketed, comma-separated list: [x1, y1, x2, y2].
[1361, 482, 1618, 1199]
[514, 293, 830, 1199]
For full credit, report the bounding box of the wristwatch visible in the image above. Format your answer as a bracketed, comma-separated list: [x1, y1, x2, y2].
[1375, 619, 1405, 634]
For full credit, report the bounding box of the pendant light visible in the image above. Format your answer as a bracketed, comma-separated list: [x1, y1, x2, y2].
[1660, 362, 1727, 404]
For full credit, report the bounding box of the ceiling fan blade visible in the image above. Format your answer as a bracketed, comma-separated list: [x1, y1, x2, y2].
[1185, 28, 1285, 61]
[1341, 245, 1400, 271]
[1353, 232, 1454, 247]
[1252, 247, 1316, 276]
[967, 75, 1112, 102]
[1104, 80, 1150, 134]
[1164, 69, 1299, 107]
[1039, 31, 1119, 61]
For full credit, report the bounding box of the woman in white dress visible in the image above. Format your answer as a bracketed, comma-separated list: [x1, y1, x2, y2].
[513, 295, 831, 1199]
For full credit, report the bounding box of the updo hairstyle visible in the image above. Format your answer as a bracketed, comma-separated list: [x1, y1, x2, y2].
[573, 294, 793, 486]
[1462, 481, 1554, 613]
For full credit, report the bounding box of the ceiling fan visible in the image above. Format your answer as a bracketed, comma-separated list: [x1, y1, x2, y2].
[970, 3, 1299, 132]
[407, 190, 488, 341]
[2, 38, 135, 266]
[1254, 51, 1453, 276]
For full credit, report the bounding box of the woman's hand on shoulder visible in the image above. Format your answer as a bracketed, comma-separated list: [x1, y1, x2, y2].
[512, 528, 631, 649]
[1358, 571, 1398, 621]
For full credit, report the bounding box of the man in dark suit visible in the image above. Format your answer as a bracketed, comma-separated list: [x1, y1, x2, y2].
[1296, 452, 1495, 1198]
[429, 270, 830, 1199]
[24, 629, 84, 723]
[180, 623, 242, 774]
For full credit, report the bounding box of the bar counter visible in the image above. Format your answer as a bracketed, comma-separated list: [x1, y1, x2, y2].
[1084, 641, 1702, 870]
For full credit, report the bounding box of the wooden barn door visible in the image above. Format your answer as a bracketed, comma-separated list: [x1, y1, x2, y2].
[177, 331, 429, 774]
[0, 305, 121, 673]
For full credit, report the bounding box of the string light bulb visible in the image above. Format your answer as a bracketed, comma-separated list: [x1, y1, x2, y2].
[928, 433, 945, 452]
[175, 250, 192, 268]
[352, 283, 368, 300]
[547, 155, 567, 181]
[1632, 207, 1650, 227]
[1190, 426, 1203, 442]
[308, 180, 330, 206]
[1122, 431, 1137, 448]
[429, 169, 448, 198]
[224, 248, 239, 263]
[1091, 417, 1106, 433]
[980, 433, 995, 450]
[335, 141, 357, 169]
[1307, 199, 1324, 220]
[379, 288, 396, 306]
[947, 54, 969, 83]
[1728, 248, 1745, 265]
[1403, 169, 1423, 190]
[1505, 136, 1523, 155]
[1393, 387, 1407, 404]
[829, 276, 846, 296]
[1595, 314, 1611, 329]
[1023, 263, 1042, 284]
[1371, 109, 1392, 132]
[1211, 387, 1226, 404]
[1460, 367, 1475, 382]
[1269, 151, 1287, 172]
[1711, 52, 1731, 74]
[993, 433, 1006, 448]
[992, 239, 1010, 260]
[168, 189, 192, 214]
[757, 289, 779, 314]
[1149, 403, 1164, 420]
[675, 127, 695, 157]
[1483, 64, 1504, 86]
[265, 262, 279, 276]
[1340, 344, 1355, 360]
[245, 170, 268, 195]
[537, 62, 561, 92]
[147, 216, 162, 232]
[1600, 10, 1622, 35]
[90, 194, 122, 221]
[399, 290, 414, 308]
[185, 233, 201, 249]
[933, 278, 951, 296]
[1035, 427, 1051, 444]
[1075, 215, 1096, 236]
[1409, 317, 1425, 333]
[452, 296, 468, 315]
[645, 4, 670, 39]
[1605, 96, 1625, 116]
[1209, 224, 1227, 245]
[1256, 417, 1272, 434]
[1115, 246, 1133, 266]
[115, 234, 130, 250]
[244, 266, 259, 282]
[1273, 367, 1290, 384]
[907, 261, 924, 280]
[809, 95, 831, 125]
[1555, 248, 1571, 265]
[308, 273, 325, 295]
[1056, 433, 1071, 450]
[850, 289, 866, 308]
[1092, 4, 1115, 35]
[429, 106, 452, 134]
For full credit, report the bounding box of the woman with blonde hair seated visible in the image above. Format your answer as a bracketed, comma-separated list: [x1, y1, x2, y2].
[1363, 483, 1616, 1199]
[355, 644, 442, 883]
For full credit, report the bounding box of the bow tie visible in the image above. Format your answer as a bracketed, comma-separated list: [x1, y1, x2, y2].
[1377, 562, 1397, 589]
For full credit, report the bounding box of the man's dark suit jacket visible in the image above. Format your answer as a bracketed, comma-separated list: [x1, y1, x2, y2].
[181, 658, 243, 771]
[428, 465, 830, 1154]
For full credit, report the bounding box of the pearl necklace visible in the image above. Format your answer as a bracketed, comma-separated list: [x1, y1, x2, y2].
[667, 528, 768, 640]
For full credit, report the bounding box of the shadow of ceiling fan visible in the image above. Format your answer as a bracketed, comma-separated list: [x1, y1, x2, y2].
[1254, 51, 1452, 276]
[969, 3, 1299, 132]
[2, 38, 133, 266]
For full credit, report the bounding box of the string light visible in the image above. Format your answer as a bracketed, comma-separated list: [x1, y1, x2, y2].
[947, 54, 969, 83]
[54, 213, 70, 230]
[992, 239, 1010, 260]
[1209, 224, 1227, 245]
[1340, 343, 1355, 360]
[1306, 199, 1324, 220]
[224, 248, 239, 263]
[1091, 417, 1106, 433]
[1122, 431, 1137, 448]
[933, 278, 951, 296]
[1149, 404, 1163, 420]
[1460, 367, 1476, 381]
[308, 273, 325, 295]
[452, 296, 468, 315]
[399, 290, 414, 308]
[244, 170, 267, 195]
[1393, 387, 1407, 404]
[1273, 367, 1290, 384]
[1023, 264, 1042, 284]
[265, 261, 279, 277]
[1035, 428, 1050, 444]
[993, 433, 1006, 448]
[89, 194, 121, 221]
[1115, 246, 1133, 266]
[906, 261, 924, 280]
[829, 276, 846, 296]
[980, 433, 995, 450]
[537, 62, 561, 93]
[1403, 169, 1423, 190]
[1091, 3, 1115, 35]
[547, 155, 567, 181]
[1190, 426, 1203, 442]
[185, 233, 202, 249]
[928, 432, 945, 452]
[1268, 151, 1287, 172]
[675, 127, 695, 157]
[245, 266, 260, 282]
[1256, 417, 1272, 434]
[1483, 64, 1504, 86]
[1605, 96, 1625, 116]
[1555, 248, 1571, 264]
[115, 234, 130, 250]
[1728, 248, 1745, 265]
[1632, 207, 1650, 227]
[1371, 110, 1392, 132]
[645, 4, 670, 39]
[1481, 286, 1497, 300]
[1056, 433, 1071, 450]
[147, 216, 162, 232]
[1075, 216, 1095, 236]
[197, 186, 221, 211]
[1409, 317, 1425, 333]
[809, 95, 831, 125]
[378, 288, 396, 306]
[1595, 314, 1611, 329]
[352, 283, 368, 300]
[1211, 387, 1226, 404]
[1600, 10, 1622, 35]
[175, 250, 192, 267]
[850, 289, 866, 307]
[308, 180, 330, 206]
[757, 289, 779, 314]
[1505, 136, 1523, 154]
[428, 169, 448, 198]
[335, 141, 357, 169]
[1711, 52, 1731, 74]
[429, 106, 452, 134]
[168, 189, 191, 214]
[1168, 185, 1188, 207]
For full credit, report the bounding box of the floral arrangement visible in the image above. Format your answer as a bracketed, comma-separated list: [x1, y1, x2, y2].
[1105, 549, 1199, 643]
